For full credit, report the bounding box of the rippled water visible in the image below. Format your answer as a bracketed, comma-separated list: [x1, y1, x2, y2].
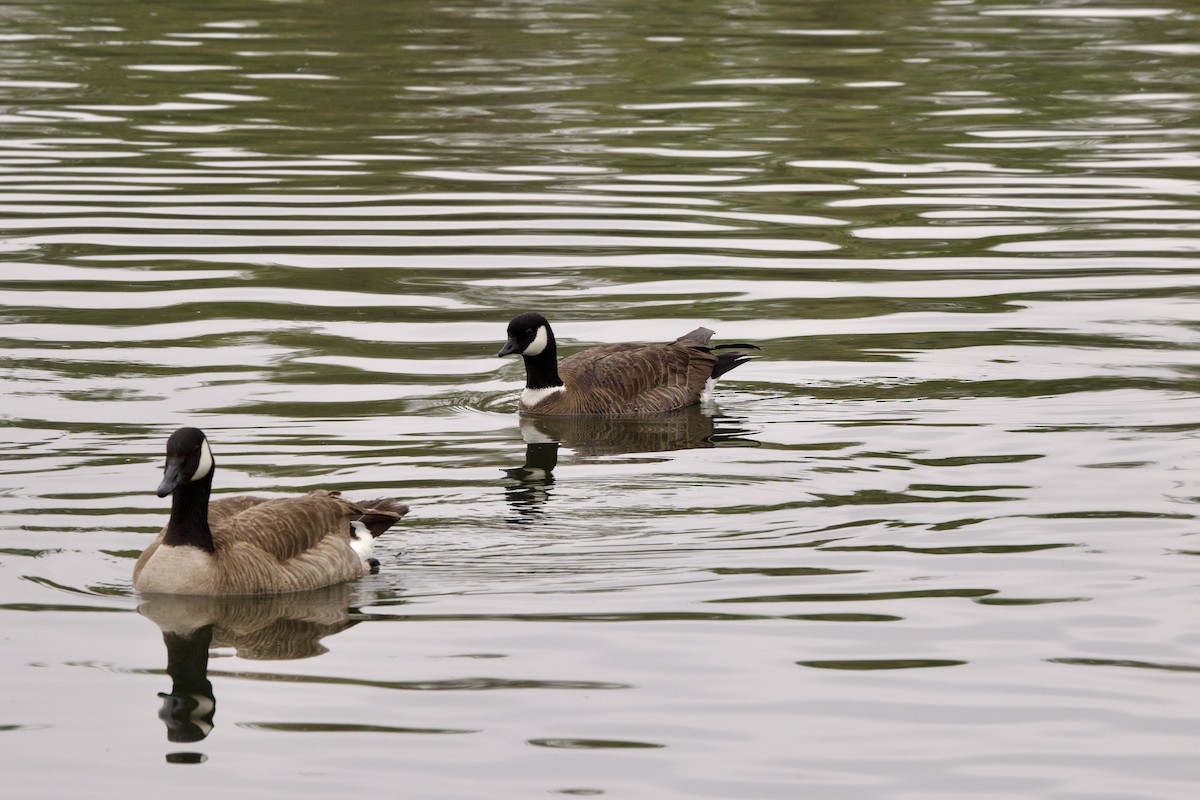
[3, 1, 1200, 797]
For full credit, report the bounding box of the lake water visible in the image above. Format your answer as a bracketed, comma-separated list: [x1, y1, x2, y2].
[2, 1, 1199, 797]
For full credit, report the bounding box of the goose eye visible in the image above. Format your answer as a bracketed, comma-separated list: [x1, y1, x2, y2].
[525, 328, 534, 335]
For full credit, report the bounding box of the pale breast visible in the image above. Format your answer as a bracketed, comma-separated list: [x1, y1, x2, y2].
[133, 544, 220, 594]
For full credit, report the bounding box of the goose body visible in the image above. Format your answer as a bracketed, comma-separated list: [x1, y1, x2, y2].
[134, 428, 408, 596]
[498, 312, 756, 416]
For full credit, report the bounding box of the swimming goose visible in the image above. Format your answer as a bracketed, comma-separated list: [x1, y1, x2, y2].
[133, 427, 408, 595]
[498, 312, 757, 415]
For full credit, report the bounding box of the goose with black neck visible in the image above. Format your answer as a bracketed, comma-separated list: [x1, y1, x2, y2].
[497, 312, 757, 416]
[133, 427, 408, 595]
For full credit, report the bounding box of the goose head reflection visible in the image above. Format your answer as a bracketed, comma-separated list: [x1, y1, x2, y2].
[138, 584, 360, 755]
[501, 406, 758, 522]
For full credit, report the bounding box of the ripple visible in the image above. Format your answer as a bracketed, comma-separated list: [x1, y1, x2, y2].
[242, 722, 476, 735]
[16, 232, 841, 252]
[981, 8, 1177, 18]
[529, 738, 665, 750]
[993, 237, 1200, 253]
[798, 659, 967, 670]
[1048, 658, 1200, 674]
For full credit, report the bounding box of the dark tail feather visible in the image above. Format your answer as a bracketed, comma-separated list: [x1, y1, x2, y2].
[353, 498, 410, 537]
[679, 329, 759, 379]
[711, 350, 755, 380]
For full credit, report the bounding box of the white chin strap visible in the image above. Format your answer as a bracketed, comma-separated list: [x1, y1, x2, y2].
[191, 439, 214, 482]
[523, 325, 549, 357]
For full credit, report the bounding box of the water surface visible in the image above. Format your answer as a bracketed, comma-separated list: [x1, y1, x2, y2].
[2, 1, 1200, 798]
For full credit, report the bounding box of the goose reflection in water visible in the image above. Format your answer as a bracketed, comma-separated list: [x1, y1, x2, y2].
[138, 584, 359, 759]
[502, 406, 759, 522]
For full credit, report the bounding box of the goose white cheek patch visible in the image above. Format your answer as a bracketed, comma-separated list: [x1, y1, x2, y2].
[191, 440, 214, 482]
[522, 325, 549, 357]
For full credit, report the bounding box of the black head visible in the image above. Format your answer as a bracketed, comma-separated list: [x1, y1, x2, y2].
[157, 427, 215, 498]
[498, 312, 554, 358]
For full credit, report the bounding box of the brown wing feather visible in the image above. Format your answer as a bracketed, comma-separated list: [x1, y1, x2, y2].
[213, 491, 354, 563]
[209, 491, 405, 593]
[555, 339, 717, 415]
[208, 495, 272, 525]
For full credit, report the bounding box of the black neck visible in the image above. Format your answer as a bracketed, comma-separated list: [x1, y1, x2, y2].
[522, 329, 564, 389]
[164, 471, 215, 552]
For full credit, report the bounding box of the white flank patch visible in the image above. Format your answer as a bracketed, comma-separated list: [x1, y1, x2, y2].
[191, 439, 214, 482]
[522, 325, 549, 357]
[520, 385, 566, 408]
[700, 377, 718, 404]
[349, 520, 374, 562]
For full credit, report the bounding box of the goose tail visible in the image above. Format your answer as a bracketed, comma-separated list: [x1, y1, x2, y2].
[353, 498, 410, 538]
[349, 499, 408, 567]
[711, 351, 755, 380]
[710, 338, 760, 381]
[678, 327, 715, 346]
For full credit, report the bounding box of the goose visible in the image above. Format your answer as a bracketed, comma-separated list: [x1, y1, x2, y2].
[133, 427, 408, 595]
[497, 312, 757, 415]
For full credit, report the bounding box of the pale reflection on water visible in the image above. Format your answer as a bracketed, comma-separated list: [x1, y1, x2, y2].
[140, 586, 359, 748]
[2, 0, 1200, 798]
[501, 409, 760, 522]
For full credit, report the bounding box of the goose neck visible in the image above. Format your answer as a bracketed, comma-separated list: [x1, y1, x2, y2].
[164, 473, 215, 552]
[522, 349, 563, 390]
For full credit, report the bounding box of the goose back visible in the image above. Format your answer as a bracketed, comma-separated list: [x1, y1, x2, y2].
[529, 328, 727, 415]
[207, 494, 271, 524]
